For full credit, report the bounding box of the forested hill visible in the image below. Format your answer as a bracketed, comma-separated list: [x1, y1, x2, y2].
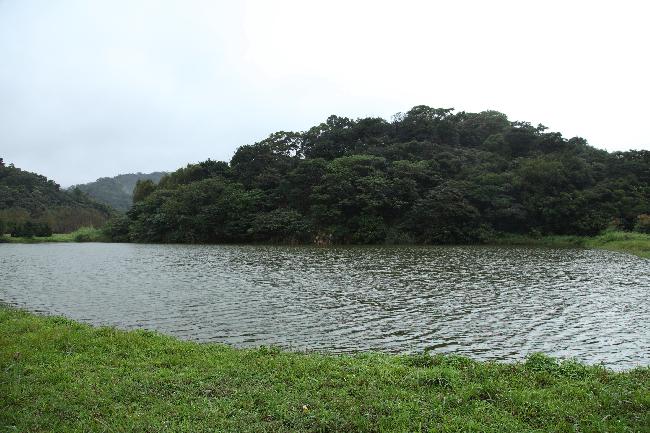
[115, 106, 649, 244]
[72, 172, 167, 211]
[0, 159, 112, 234]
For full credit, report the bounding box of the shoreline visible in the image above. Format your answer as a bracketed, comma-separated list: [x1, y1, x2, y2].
[1, 307, 648, 431]
[491, 231, 650, 259]
[2, 230, 649, 258]
[0, 227, 108, 244]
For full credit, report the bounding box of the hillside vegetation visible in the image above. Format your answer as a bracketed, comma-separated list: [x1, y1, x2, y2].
[0, 159, 112, 235]
[72, 172, 167, 211]
[110, 106, 649, 244]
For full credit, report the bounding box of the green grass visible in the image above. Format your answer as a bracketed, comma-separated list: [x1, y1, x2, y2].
[1, 307, 648, 432]
[493, 231, 650, 259]
[0, 227, 108, 244]
[585, 231, 650, 259]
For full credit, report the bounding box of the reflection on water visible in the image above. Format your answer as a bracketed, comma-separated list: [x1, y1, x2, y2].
[1, 243, 648, 369]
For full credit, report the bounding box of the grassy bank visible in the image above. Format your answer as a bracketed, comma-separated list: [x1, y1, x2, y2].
[0, 227, 107, 244]
[1, 308, 648, 432]
[494, 231, 650, 259]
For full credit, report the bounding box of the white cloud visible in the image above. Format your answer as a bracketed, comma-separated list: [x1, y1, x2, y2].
[1, 0, 648, 185]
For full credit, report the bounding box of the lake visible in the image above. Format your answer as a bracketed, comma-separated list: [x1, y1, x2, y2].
[1, 243, 648, 369]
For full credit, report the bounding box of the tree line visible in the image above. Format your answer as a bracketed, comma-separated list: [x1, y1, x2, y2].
[0, 159, 112, 237]
[104, 106, 649, 244]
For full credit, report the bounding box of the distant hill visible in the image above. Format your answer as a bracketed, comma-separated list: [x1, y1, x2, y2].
[0, 159, 112, 233]
[121, 106, 649, 244]
[72, 172, 167, 211]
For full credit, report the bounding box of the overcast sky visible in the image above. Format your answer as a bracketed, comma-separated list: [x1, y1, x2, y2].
[1, 0, 649, 186]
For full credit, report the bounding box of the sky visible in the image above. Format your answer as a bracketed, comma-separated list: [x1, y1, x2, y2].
[1, 0, 649, 186]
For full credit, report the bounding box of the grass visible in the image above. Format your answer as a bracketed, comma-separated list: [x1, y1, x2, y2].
[0, 307, 648, 432]
[585, 231, 650, 258]
[493, 231, 650, 259]
[0, 227, 107, 244]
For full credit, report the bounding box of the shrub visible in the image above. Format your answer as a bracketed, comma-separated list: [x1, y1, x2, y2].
[34, 222, 53, 237]
[102, 215, 131, 242]
[634, 214, 650, 234]
[10, 221, 52, 238]
[72, 227, 105, 242]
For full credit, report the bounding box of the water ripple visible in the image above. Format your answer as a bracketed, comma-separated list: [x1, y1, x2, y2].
[0, 243, 648, 369]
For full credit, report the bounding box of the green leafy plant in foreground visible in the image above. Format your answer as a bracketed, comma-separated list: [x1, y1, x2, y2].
[1, 307, 648, 432]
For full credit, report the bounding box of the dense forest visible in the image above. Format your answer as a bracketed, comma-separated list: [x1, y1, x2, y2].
[72, 172, 167, 211]
[0, 159, 112, 236]
[106, 106, 649, 244]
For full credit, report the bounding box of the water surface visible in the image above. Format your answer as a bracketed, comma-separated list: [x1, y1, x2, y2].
[1, 243, 648, 369]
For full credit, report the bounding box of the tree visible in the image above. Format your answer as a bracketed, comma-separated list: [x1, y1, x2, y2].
[0, 161, 111, 233]
[116, 106, 650, 244]
[102, 214, 131, 242]
[133, 179, 156, 204]
[456, 110, 510, 148]
[406, 182, 483, 243]
[249, 208, 312, 243]
[396, 105, 458, 144]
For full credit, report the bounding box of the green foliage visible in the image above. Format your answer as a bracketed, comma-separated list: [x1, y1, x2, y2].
[12, 221, 53, 237]
[634, 214, 650, 234]
[158, 160, 229, 189]
[39, 206, 110, 233]
[493, 231, 650, 258]
[586, 231, 650, 258]
[249, 208, 312, 243]
[132, 179, 157, 204]
[72, 172, 167, 211]
[406, 181, 483, 243]
[128, 179, 264, 243]
[102, 214, 132, 242]
[95, 106, 650, 244]
[71, 226, 107, 242]
[1, 307, 648, 432]
[1, 227, 107, 243]
[0, 162, 112, 232]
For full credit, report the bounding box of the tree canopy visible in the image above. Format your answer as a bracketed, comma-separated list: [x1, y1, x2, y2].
[58, 107, 650, 243]
[0, 162, 112, 234]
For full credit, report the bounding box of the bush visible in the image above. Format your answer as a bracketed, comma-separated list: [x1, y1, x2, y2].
[101, 215, 131, 242]
[10, 221, 52, 238]
[74, 232, 92, 242]
[71, 227, 105, 242]
[248, 208, 312, 243]
[34, 222, 53, 237]
[634, 214, 650, 234]
[384, 228, 415, 245]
